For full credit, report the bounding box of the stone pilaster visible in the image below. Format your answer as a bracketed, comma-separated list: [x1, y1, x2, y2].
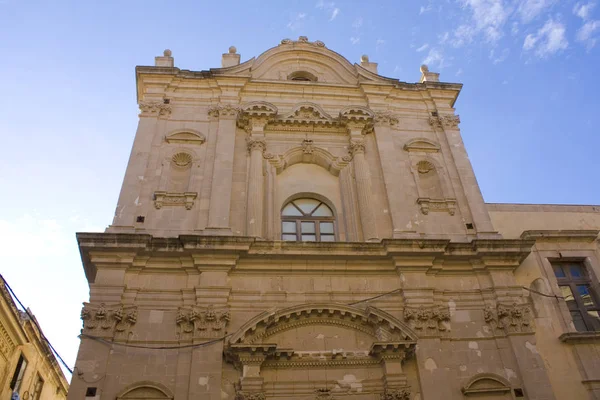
[350, 136, 378, 241]
[246, 138, 266, 237]
[206, 104, 239, 234]
[431, 114, 497, 235]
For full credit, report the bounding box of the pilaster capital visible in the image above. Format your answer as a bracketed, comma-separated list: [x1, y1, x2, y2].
[428, 114, 460, 130]
[139, 101, 171, 118]
[374, 111, 399, 126]
[247, 137, 267, 153]
[340, 106, 375, 135]
[349, 139, 366, 156]
[208, 104, 240, 119]
[237, 102, 278, 132]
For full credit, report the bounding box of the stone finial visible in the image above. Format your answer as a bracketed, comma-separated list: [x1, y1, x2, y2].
[155, 49, 174, 67]
[360, 54, 378, 74]
[419, 64, 440, 83]
[222, 45, 241, 68]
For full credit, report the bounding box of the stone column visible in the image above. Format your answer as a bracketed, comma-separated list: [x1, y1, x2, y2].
[206, 104, 239, 234]
[350, 136, 379, 241]
[432, 115, 497, 235]
[246, 138, 266, 237]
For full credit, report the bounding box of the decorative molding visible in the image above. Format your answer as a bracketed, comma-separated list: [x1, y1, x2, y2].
[520, 230, 599, 242]
[403, 305, 450, 334]
[237, 102, 278, 133]
[280, 36, 326, 48]
[374, 111, 399, 126]
[171, 152, 193, 167]
[176, 305, 230, 339]
[208, 104, 240, 119]
[81, 303, 137, 337]
[416, 160, 435, 174]
[277, 103, 337, 127]
[315, 388, 333, 400]
[462, 373, 512, 396]
[559, 331, 600, 343]
[484, 303, 533, 334]
[302, 139, 315, 154]
[154, 191, 197, 210]
[404, 138, 440, 153]
[0, 323, 15, 358]
[139, 101, 171, 118]
[380, 387, 411, 400]
[165, 130, 206, 145]
[416, 198, 457, 216]
[429, 114, 460, 129]
[229, 304, 418, 346]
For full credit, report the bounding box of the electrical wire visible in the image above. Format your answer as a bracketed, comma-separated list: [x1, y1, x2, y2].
[521, 285, 565, 299]
[1, 274, 74, 374]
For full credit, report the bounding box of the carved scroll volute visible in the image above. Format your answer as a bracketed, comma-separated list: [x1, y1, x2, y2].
[237, 102, 278, 133]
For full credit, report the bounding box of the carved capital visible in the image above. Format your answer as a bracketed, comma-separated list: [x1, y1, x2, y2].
[176, 305, 230, 339]
[428, 114, 460, 130]
[81, 303, 137, 338]
[380, 387, 411, 400]
[235, 392, 265, 400]
[484, 303, 533, 334]
[374, 111, 399, 126]
[139, 101, 171, 118]
[315, 388, 333, 400]
[208, 104, 240, 119]
[349, 139, 366, 156]
[403, 305, 450, 335]
[247, 138, 267, 153]
[302, 139, 315, 154]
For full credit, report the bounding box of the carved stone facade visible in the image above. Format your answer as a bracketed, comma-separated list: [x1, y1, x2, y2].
[0, 276, 68, 399]
[68, 39, 600, 400]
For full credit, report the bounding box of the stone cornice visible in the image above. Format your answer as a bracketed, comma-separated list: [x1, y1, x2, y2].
[520, 230, 599, 242]
[559, 331, 600, 343]
[77, 233, 534, 282]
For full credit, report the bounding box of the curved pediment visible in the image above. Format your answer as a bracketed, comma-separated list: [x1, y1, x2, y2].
[229, 303, 418, 345]
[462, 373, 512, 395]
[403, 138, 441, 153]
[251, 38, 359, 85]
[165, 129, 206, 145]
[278, 102, 336, 126]
[268, 141, 351, 176]
[240, 101, 278, 117]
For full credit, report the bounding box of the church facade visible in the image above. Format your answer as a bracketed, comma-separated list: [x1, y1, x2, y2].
[69, 38, 600, 400]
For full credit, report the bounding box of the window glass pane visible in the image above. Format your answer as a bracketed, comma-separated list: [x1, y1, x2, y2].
[294, 198, 320, 214]
[320, 222, 334, 234]
[282, 221, 296, 233]
[587, 311, 600, 330]
[560, 286, 578, 310]
[282, 234, 297, 241]
[571, 311, 588, 332]
[320, 235, 335, 242]
[282, 203, 302, 216]
[553, 265, 566, 278]
[577, 285, 595, 307]
[301, 222, 315, 233]
[312, 203, 333, 217]
[301, 234, 316, 242]
[570, 264, 584, 277]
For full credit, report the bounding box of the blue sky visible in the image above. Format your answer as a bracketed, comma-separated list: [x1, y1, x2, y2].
[1, 0, 599, 377]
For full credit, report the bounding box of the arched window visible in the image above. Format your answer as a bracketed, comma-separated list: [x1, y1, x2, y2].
[281, 198, 335, 242]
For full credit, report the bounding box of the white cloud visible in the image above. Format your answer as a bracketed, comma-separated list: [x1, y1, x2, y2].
[516, 0, 556, 22]
[352, 17, 363, 29]
[316, 1, 340, 21]
[287, 12, 307, 31]
[393, 65, 402, 74]
[420, 4, 433, 14]
[489, 47, 510, 63]
[416, 43, 430, 52]
[422, 47, 447, 68]
[376, 38, 386, 50]
[523, 19, 568, 58]
[457, 0, 509, 44]
[573, 2, 596, 20]
[576, 19, 600, 48]
[511, 22, 520, 35]
[439, 31, 450, 44]
[456, 68, 464, 76]
[350, 36, 360, 45]
[451, 24, 476, 47]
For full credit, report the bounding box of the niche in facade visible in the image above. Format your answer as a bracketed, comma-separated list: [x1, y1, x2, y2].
[154, 152, 197, 210]
[414, 160, 456, 216]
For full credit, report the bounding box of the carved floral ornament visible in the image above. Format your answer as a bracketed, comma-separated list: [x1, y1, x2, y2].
[280, 36, 326, 47]
[403, 305, 451, 335]
[176, 305, 230, 339]
[139, 101, 172, 118]
[484, 303, 533, 334]
[154, 191, 197, 210]
[81, 303, 138, 337]
[380, 387, 411, 400]
[235, 392, 265, 400]
[428, 114, 460, 129]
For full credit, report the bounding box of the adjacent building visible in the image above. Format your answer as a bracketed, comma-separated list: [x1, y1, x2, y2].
[0, 275, 69, 400]
[69, 38, 600, 400]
